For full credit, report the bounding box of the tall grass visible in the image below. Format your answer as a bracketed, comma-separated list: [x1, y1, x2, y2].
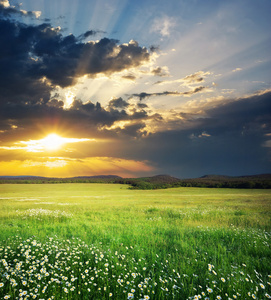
[0, 184, 270, 299]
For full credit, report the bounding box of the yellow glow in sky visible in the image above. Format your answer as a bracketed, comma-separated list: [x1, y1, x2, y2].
[19, 133, 93, 152]
[0, 157, 155, 178]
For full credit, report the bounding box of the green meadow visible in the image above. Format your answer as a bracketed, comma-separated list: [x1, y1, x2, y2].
[0, 184, 270, 299]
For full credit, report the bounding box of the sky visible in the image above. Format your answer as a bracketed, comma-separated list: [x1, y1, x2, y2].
[0, 0, 270, 178]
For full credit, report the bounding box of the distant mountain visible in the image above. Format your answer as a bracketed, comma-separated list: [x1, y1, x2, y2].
[178, 173, 271, 189]
[239, 174, 271, 179]
[200, 174, 271, 180]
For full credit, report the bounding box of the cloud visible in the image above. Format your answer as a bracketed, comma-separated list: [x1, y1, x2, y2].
[108, 97, 130, 109]
[131, 86, 207, 100]
[154, 71, 211, 86]
[232, 67, 242, 72]
[77, 29, 106, 40]
[137, 103, 148, 109]
[0, 95, 156, 144]
[122, 90, 271, 177]
[0, 0, 41, 18]
[0, 16, 151, 106]
[121, 74, 137, 81]
[151, 15, 176, 37]
[182, 71, 210, 84]
[151, 67, 169, 77]
[190, 132, 211, 139]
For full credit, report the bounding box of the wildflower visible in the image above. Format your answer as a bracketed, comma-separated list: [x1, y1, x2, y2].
[217, 296, 222, 300]
[128, 293, 134, 299]
[265, 294, 271, 299]
[207, 288, 213, 293]
[252, 294, 256, 299]
[221, 277, 226, 282]
[109, 293, 113, 297]
[260, 283, 265, 289]
[0, 283, 4, 287]
[144, 296, 150, 300]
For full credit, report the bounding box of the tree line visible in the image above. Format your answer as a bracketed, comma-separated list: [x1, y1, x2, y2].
[0, 175, 271, 189]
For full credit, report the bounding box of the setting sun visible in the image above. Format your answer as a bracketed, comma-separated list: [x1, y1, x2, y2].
[18, 134, 93, 152]
[41, 134, 66, 151]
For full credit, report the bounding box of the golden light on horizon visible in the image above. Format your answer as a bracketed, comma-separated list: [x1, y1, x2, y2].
[0, 157, 155, 178]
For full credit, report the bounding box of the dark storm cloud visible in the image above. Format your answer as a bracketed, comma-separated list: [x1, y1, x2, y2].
[34, 37, 150, 87]
[149, 45, 159, 52]
[122, 90, 271, 177]
[0, 8, 155, 143]
[132, 91, 180, 101]
[151, 67, 167, 76]
[0, 97, 153, 142]
[137, 103, 148, 109]
[78, 30, 106, 40]
[0, 16, 150, 105]
[108, 97, 130, 109]
[132, 86, 206, 100]
[122, 74, 137, 81]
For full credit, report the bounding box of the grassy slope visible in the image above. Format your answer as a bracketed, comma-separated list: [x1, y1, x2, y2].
[0, 184, 270, 299]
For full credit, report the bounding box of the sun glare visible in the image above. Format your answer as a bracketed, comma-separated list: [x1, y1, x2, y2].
[41, 134, 65, 151]
[18, 134, 93, 152]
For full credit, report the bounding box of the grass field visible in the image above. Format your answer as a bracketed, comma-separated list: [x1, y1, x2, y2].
[0, 184, 271, 299]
